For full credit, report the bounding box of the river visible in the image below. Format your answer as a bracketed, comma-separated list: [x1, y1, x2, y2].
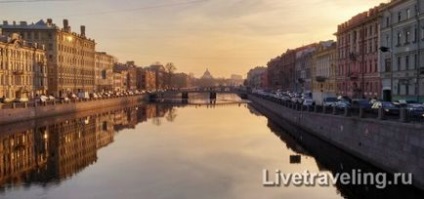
[0, 94, 422, 199]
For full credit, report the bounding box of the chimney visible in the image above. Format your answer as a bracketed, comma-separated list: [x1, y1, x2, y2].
[3, 20, 8, 26]
[47, 18, 53, 26]
[63, 19, 69, 32]
[81, 25, 85, 37]
[20, 21, 27, 26]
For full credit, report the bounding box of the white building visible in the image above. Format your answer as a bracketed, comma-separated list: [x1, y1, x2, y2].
[380, 0, 424, 102]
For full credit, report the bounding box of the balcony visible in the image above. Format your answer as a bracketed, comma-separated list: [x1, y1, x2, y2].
[315, 76, 327, 82]
[347, 72, 359, 80]
[13, 70, 24, 75]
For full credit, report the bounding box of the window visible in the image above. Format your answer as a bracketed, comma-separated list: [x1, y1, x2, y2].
[101, 70, 107, 79]
[374, 60, 378, 72]
[414, 54, 418, 69]
[406, 55, 410, 69]
[398, 12, 402, 22]
[386, 17, 390, 27]
[396, 56, 401, 71]
[405, 30, 410, 44]
[407, 9, 411, 19]
[397, 32, 402, 45]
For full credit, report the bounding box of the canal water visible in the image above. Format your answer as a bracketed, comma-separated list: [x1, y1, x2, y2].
[0, 94, 422, 199]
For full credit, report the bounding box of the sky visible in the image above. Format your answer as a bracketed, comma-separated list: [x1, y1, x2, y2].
[0, 0, 388, 78]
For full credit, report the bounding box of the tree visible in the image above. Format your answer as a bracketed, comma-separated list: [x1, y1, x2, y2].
[165, 62, 176, 88]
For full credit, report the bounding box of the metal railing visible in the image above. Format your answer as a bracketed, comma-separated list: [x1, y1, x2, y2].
[251, 93, 424, 124]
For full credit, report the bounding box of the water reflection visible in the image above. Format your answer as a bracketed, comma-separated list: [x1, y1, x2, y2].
[0, 94, 422, 199]
[0, 104, 174, 191]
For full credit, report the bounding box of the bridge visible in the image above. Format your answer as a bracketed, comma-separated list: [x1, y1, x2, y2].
[148, 86, 248, 101]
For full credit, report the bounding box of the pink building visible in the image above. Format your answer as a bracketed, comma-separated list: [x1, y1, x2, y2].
[336, 5, 382, 99]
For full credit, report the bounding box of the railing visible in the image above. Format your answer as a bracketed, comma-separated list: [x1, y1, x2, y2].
[0, 93, 146, 110]
[251, 93, 424, 124]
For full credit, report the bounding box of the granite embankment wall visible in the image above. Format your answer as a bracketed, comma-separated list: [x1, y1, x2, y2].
[0, 95, 146, 125]
[249, 95, 424, 189]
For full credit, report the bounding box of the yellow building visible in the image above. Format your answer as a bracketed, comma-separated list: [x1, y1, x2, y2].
[1, 19, 96, 96]
[95, 52, 116, 92]
[0, 33, 47, 101]
[312, 41, 337, 104]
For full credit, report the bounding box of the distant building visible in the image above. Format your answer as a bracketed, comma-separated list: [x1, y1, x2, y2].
[136, 67, 156, 91]
[0, 34, 47, 101]
[149, 63, 166, 90]
[1, 19, 96, 96]
[229, 74, 244, 86]
[113, 71, 127, 92]
[197, 68, 215, 87]
[114, 61, 137, 91]
[246, 66, 267, 88]
[95, 52, 116, 92]
[267, 49, 297, 91]
[295, 43, 317, 93]
[172, 73, 191, 88]
[312, 41, 337, 104]
[201, 68, 213, 79]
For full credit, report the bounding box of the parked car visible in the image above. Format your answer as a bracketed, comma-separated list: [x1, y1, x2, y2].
[323, 97, 338, 107]
[35, 95, 49, 103]
[371, 101, 400, 115]
[89, 93, 99, 99]
[335, 100, 351, 109]
[338, 95, 352, 103]
[351, 99, 372, 111]
[69, 93, 79, 101]
[78, 92, 90, 100]
[406, 104, 424, 119]
[60, 96, 70, 102]
[291, 96, 303, 104]
[302, 98, 315, 106]
[393, 99, 408, 108]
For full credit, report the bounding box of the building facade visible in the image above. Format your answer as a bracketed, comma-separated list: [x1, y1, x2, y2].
[149, 63, 166, 90]
[1, 19, 96, 96]
[95, 52, 115, 92]
[295, 44, 317, 93]
[336, 6, 382, 99]
[114, 61, 137, 91]
[113, 71, 127, 92]
[312, 41, 337, 104]
[0, 34, 47, 101]
[136, 67, 156, 91]
[380, 0, 424, 102]
[246, 66, 267, 89]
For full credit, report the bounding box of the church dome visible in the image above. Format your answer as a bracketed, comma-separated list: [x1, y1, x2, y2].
[201, 68, 213, 79]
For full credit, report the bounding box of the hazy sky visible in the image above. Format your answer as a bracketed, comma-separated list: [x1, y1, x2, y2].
[0, 0, 387, 78]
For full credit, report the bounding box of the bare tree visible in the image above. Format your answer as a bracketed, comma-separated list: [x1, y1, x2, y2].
[165, 62, 176, 88]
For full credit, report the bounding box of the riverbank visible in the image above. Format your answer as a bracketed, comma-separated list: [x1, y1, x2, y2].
[0, 94, 147, 125]
[249, 94, 424, 190]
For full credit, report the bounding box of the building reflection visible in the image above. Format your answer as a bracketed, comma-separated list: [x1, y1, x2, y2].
[0, 129, 35, 186]
[0, 104, 173, 189]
